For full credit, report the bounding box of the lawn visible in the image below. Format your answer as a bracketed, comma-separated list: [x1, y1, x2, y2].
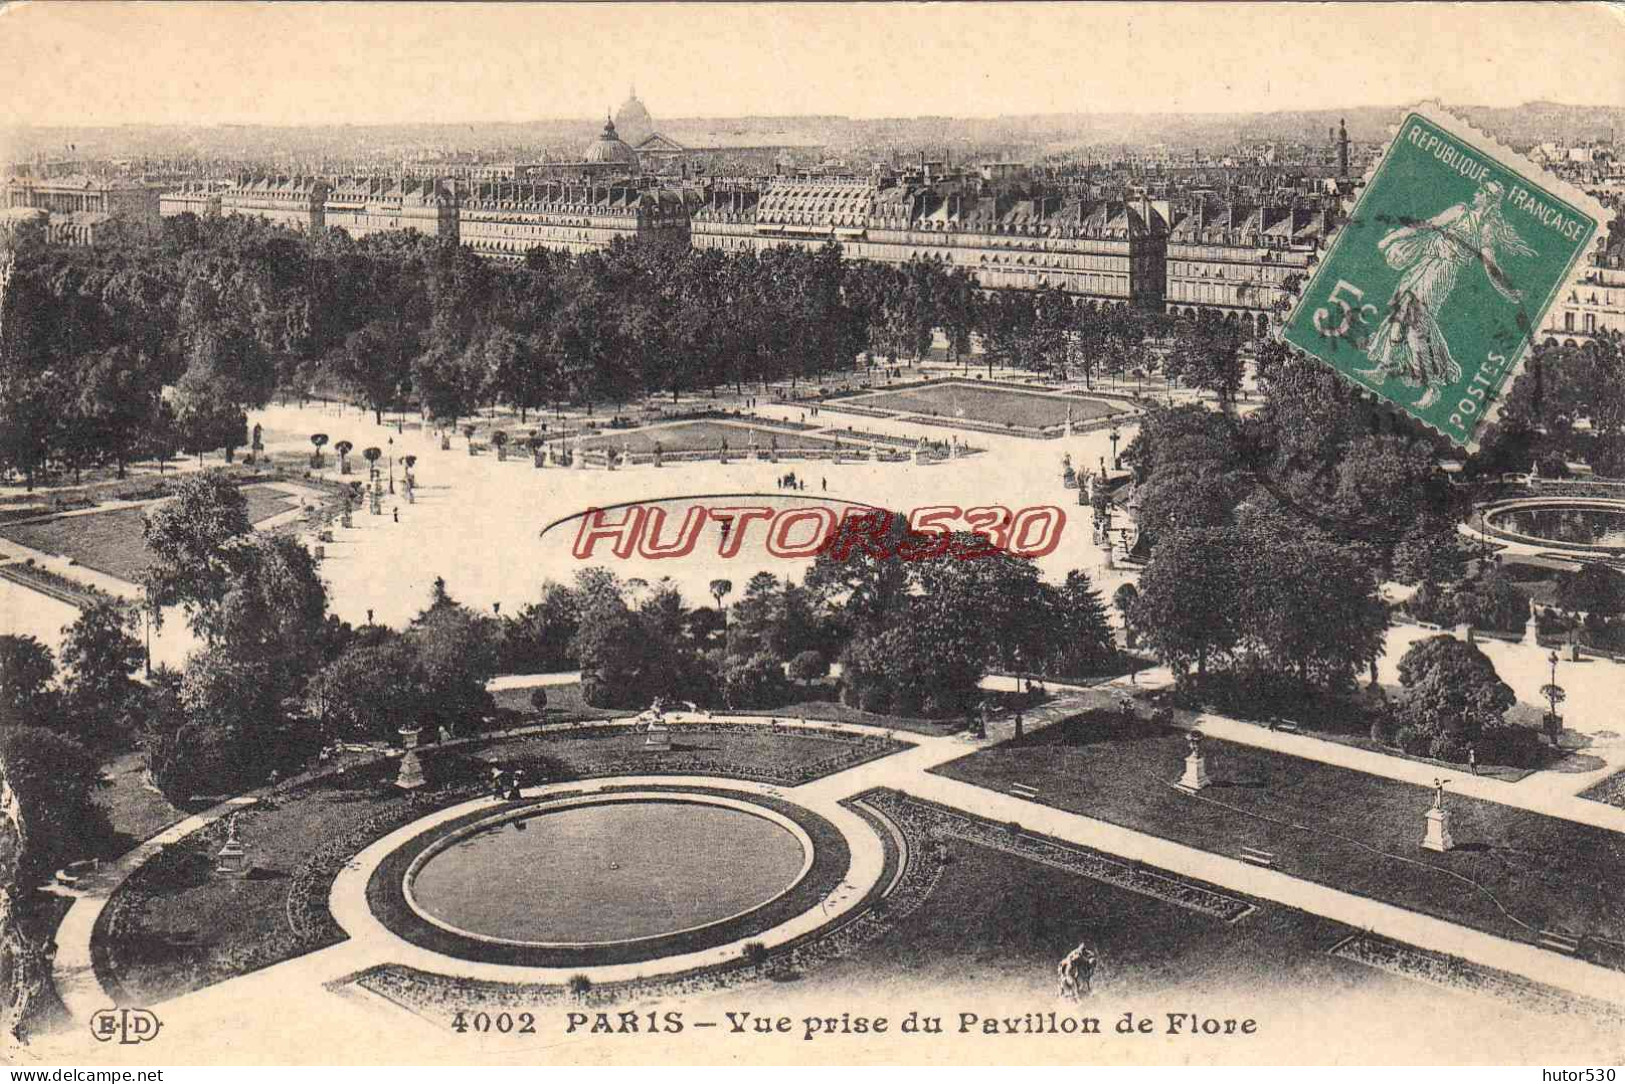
[836, 382, 1121, 429]
[814, 792, 1392, 1007]
[1143, 681, 1560, 782]
[773, 695, 1040, 737]
[466, 719, 910, 787]
[579, 420, 839, 455]
[933, 710, 1625, 966]
[0, 485, 299, 584]
[91, 724, 907, 1004]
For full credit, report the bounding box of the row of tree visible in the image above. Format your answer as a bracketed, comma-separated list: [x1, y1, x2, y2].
[491, 514, 1121, 720]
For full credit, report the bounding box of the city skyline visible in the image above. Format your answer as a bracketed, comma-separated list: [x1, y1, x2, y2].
[1, 2, 1622, 130]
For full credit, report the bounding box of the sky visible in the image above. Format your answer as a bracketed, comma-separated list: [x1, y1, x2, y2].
[1, 2, 1622, 128]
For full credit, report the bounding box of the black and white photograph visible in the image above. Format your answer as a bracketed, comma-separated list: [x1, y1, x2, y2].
[0, 1, 1623, 1069]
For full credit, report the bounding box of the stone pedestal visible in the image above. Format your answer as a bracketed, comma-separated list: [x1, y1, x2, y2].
[1421, 806, 1454, 852]
[1455, 622, 1475, 645]
[395, 727, 426, 790]
[441, 436, 451, 451]
[574, 450, 586, 470]
[653, 448, 663, 468]
[1523, 618, 1540, 647]
[1176, 753, 1211, 792]
[215, 818, 249, 877]
[912, 449, 923, 466]
[645, 722, 671, 751]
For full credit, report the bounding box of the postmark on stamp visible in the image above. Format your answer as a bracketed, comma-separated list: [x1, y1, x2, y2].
[1281, 104, 1605, 450]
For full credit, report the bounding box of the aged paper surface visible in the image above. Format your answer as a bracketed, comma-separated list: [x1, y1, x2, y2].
[2, 0, 1624, 1067]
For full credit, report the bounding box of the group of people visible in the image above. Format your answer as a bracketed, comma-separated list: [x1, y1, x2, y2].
[775, 472, 826, 492]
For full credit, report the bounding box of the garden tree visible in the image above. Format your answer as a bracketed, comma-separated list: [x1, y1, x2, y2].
[1394, 635, 1517, 762]
[0, 636, 58, 731]
[839, 612, 985, 718]
[167, 646, 296, 797]
[720, 651, 791, 710]
[708, 579, 733, 616]
[180, 320, 275, 410]
[1236, 516, 1388, 692]
[572, 581, 708, 709]
[1119, 404, 1239, 485]
[57, 600, 145, 750]
[333, 440, 353, 473]
[728, 572, 791, 657]
[803, 512, 912, 635]
[501, 580, 581, 673]
[309, 432, 328, 467]
[335, 318, 412, 424]
[1556, 563, 1625, 614]
[1132, 527, 1245, 684]
[0, 725, 112, 889]
[139, 398, 181, 473]
[406, 593, 500, 734]
[1329, 435, 1463, 580]
[189, 535, 331, 690]
[912, 543, 1055, 674]
[173, 376, 247, 465]
[1165, 315, 1243, 405]
[306, 634, 420, 742]
[362, 446, 382, 475]
[1052, 570, 1117, 676]
[74, 344, 163, 478]
[1391, 513, 1468, 589]
[1135, 462, 1244, 541]
[787, 649, 829, 683]
[1112, 582, 1140, 645]
[0, 370, 69, 488]
[142, 469, 252, 616]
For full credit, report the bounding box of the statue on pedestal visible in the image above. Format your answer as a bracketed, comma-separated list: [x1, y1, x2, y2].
[215, 813, 249, 877]
[394, 727, 426, 790]
[1421, 777, 1454, 851]
[1177, 730, 1211, 791]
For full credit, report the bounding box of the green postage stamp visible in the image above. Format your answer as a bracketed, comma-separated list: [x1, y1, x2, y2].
[1281, 104, 1605, 449]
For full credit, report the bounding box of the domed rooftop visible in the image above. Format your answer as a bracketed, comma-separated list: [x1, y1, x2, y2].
[582, 116, 640, 170]
[613, 87, 654, 145]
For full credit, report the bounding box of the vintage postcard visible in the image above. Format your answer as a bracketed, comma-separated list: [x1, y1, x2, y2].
[1, 0, 1624, 1071]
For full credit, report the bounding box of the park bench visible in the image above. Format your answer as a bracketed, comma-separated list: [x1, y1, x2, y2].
[1008, 782, 1040, 801]
[1238, 846, 1276, 869]
[1538, 929, 1581, 955]
[1269, 719, 1301, 734]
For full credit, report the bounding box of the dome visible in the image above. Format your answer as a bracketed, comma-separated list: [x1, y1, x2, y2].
[613, 88, 654, 144]
[582, 116, 640, 170]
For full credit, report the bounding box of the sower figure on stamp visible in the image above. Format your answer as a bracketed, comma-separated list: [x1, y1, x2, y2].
[1357, 180, 1534, 409]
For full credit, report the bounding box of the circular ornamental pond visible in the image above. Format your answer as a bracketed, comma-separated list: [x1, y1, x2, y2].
[406, 796, 810, 947]
[1484, 501, 1625, 552]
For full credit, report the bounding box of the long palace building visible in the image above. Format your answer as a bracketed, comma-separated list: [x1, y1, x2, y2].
[137, 112, 1354, 322]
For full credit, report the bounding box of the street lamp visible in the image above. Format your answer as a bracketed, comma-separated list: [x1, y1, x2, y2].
[1109, 426, 1121, 470]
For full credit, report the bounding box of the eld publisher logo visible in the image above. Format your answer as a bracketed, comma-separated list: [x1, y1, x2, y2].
[90, 1006, 163, 1044]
